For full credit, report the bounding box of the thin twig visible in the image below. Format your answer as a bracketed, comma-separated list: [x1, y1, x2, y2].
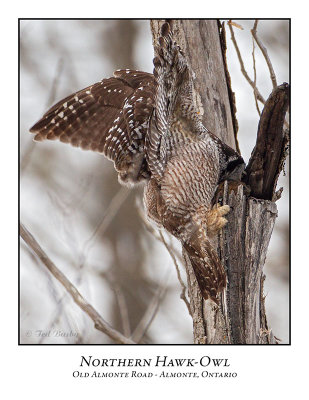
[131, 279, 168, 343]
[74, 186, 130, 285]
[228, 20, 265, 104]
[21, 58, 65, 174]
[252, 36, 261, 116]
[165, 232, 184, 264]
[21, 239, 75, 344]
[251, 20, 277, 89]
[20, 222, 136, 344]
[159, 231, 192, 316]
[48, 184, 131, 337]
[21, 242, 72, 343]
[110, 276, 131, 337]
[229, 20, 289, 130]
[82, 186, 129, 257]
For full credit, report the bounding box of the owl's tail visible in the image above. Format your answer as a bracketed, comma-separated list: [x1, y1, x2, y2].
[183, 229, 227, 304]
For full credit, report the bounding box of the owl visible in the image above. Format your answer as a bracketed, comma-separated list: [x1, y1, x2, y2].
[30, 22, 245, 303]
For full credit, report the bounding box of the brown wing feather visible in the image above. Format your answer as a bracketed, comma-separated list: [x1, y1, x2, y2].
[30, 69, 155, 184]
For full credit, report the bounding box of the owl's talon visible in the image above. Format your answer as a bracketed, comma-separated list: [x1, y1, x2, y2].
[213, 203, 230, 216]
[206, 204, 230, 237]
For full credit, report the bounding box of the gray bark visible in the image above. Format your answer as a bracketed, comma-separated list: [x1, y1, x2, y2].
[151, 19, 289, 344]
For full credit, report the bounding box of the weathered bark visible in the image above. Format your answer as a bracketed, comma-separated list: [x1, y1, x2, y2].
[245, 83, 290, 200]
[151, 19, 289, 344]
[219, 183, 278, 344]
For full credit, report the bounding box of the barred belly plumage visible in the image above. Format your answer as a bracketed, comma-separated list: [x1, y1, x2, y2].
[161, 139, 220, 214]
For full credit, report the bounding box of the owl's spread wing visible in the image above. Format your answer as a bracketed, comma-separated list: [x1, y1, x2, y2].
[30, 70, 155, 184]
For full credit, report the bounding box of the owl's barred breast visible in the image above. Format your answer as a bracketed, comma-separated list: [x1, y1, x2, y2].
[160, 137, 220, 217]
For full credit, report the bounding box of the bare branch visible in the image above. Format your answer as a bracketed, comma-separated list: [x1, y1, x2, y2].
[21, 58, 65, 173]
[20, 222, 136, 344]
[158, 232, 191, 316]
[109, 275, 131, 337]
[229, 20, 289, 132]
[252, 37, 261, 116]
[131, 282, 168, 343]
[228, 20, 266, 104]
[82, 186, 129, 257]
[21, 241, 74, 343]
[228, 21, 244, 30]
[251, 20, 278, 89]
[165, 233, 184, 264]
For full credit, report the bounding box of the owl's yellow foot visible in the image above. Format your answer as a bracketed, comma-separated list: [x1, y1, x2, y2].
[206, 203, 230, 237]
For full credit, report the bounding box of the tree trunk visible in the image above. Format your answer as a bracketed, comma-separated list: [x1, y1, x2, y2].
[150, 19, 289, 344]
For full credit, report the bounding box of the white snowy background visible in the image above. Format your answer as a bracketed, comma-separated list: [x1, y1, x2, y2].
[20, 19, 289, 344]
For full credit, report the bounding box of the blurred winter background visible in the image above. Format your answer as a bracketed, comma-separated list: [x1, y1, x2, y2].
[20, 19, 289, 344]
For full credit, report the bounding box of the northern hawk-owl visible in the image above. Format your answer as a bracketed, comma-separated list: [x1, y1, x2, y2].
[30, 22, 245, 303]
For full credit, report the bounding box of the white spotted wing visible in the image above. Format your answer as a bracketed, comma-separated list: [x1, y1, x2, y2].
[30, 70, 155, 184]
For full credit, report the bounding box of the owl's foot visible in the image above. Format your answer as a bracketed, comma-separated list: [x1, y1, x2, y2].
[206, 203, 230, 237]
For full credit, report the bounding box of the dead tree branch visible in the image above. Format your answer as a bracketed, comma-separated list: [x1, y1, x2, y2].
[82, 186, 130, 257]
[131, 281, 168, 343]
[252, 37, 261, 116]
[245, 83, 290, 200]
[21, 58, 65, 174]
[228, 20, 266, 105]
[251, 20, 278, 89]
[159, 231, 192, 316]
[20, 222, 136, 344]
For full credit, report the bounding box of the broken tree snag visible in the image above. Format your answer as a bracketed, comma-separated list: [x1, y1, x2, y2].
[221, 184, 278, 344]
[245, 83, 290, 200]
[199, 182, 278, 344]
